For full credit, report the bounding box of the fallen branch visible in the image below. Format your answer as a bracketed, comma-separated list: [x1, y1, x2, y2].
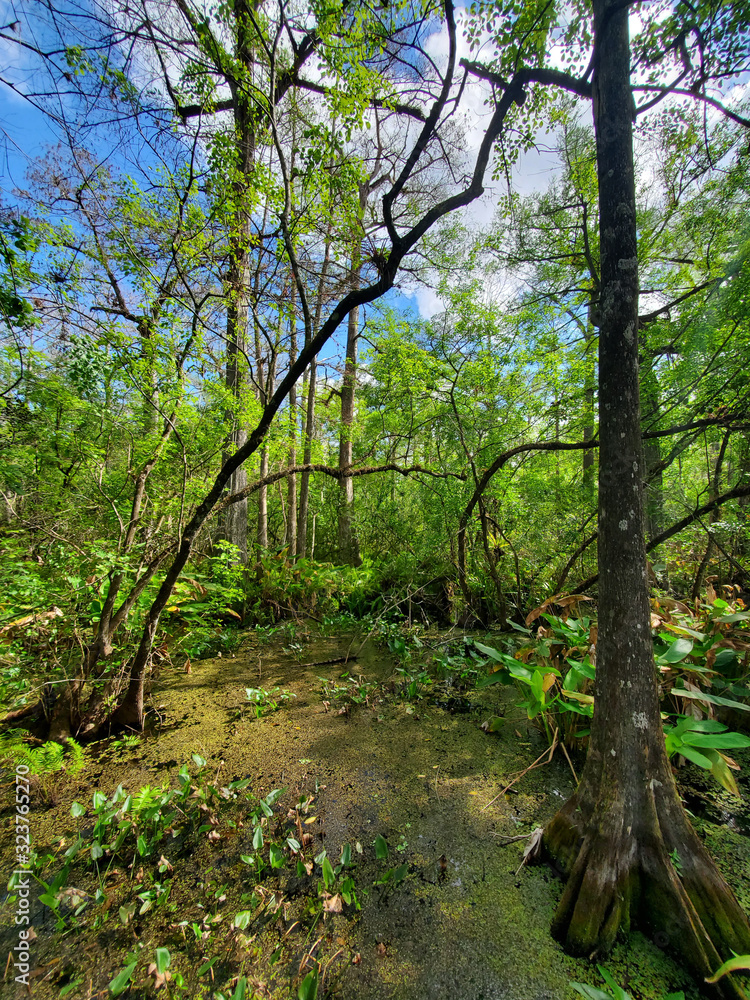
[481, 731, 558, 812]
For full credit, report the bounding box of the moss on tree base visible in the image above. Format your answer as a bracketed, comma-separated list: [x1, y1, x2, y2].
[545, 782, 750, 1000]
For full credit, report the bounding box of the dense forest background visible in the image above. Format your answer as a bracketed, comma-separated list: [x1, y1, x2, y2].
[1, 0, 749, 711]
[3, 0, 750, 994]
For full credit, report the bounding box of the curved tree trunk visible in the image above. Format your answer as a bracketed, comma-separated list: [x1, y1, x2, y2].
[543, 0, 750, 994]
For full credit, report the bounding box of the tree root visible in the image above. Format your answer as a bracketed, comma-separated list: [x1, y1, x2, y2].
[545, 785, 750, 999]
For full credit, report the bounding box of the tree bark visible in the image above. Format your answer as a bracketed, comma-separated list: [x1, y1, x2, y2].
[543, 1, 750, 993]
[337, 258, 363, 567]
[286, 290, 298, 555]
[297, 228, 332, 558]
[221, 0, 255, 567]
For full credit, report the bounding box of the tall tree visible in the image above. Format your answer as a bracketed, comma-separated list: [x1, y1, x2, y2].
[541, 1, 750, 990]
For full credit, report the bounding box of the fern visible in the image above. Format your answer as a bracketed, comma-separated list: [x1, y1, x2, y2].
[0, 727, 29, 764]
[0, 732, 86, 778]
[24, 742, 65, 775]
[66, 738, 85, 775]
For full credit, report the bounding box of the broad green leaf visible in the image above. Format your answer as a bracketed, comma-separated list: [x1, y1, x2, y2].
[673, 687, 750, 713]
[298, 968, 319, 1000]
[322, 855, 335, 890]
[658, 637, 693, 664]
[471, 639, 504, 661]
[570, 984, 612, 1000]
[269, 843, 285, 869]
[108, 961, 137, 996]
[70, 801, 85, 818]
[374, 834, 389, 859]
[264, 787, 285, 808]
[155, 948, 170, 974]
[234, 910, 253, 929]
[686, 732, 750, 750]
[676, 745, 714, 770]
[713, 648, 737, 671]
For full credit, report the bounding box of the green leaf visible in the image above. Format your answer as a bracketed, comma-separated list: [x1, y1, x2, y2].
[269, 843, 285, 869]
[472, 639, 505, 661]
[192, 753, 206, 768]
[70, 802, 85, 818]
[705, 954, 750, 983]
[482, 716, 505, 731]
[155, 948, 170, 974]
[340, 843, 351, 866]
[673, 686, 750, 713]
[234, 910, 253, 929]
[705, 749, 741, 796]
[658, 637, 693, 664]
[713, 648, 737, 671]
[677, 745, 714, 770]
[374, 834, 389, 859]
[569, 981, 611, 999]
[475, 670, 510, 689]
[298, 968, 319, 1000]
[253, 825, 264, 849]
[685, 732, 750, 750]
[232, 976, 247, 1000]
[598, 965, 633, 1000]
[59, 978, 84, 997]
[322, 855, 335, 890]
[91, 842, 103, 861]
[108, 961, 137, 996]
[716, 612, 750, 623]
[264, 787, 285, 808]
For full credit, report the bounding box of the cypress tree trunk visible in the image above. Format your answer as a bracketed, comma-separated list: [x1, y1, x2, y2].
[337, 261, 362, 567]
[287, 291, 298, 556]
[582, 311, 596, 493]
[297, 229, 332, 558]
[221, 0, 255, 566]
[543, 1, 750, 992]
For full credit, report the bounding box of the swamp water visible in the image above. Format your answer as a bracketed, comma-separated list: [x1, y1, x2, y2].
[2, 630, 746, 999]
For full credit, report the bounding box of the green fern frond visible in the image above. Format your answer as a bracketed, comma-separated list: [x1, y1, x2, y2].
[66, 738, 85, 775]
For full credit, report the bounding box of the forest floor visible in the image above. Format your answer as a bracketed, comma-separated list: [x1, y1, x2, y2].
[3, 627, 750, 999]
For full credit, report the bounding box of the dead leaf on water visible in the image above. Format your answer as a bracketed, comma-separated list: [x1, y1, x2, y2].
[323, 894, 342, 913]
